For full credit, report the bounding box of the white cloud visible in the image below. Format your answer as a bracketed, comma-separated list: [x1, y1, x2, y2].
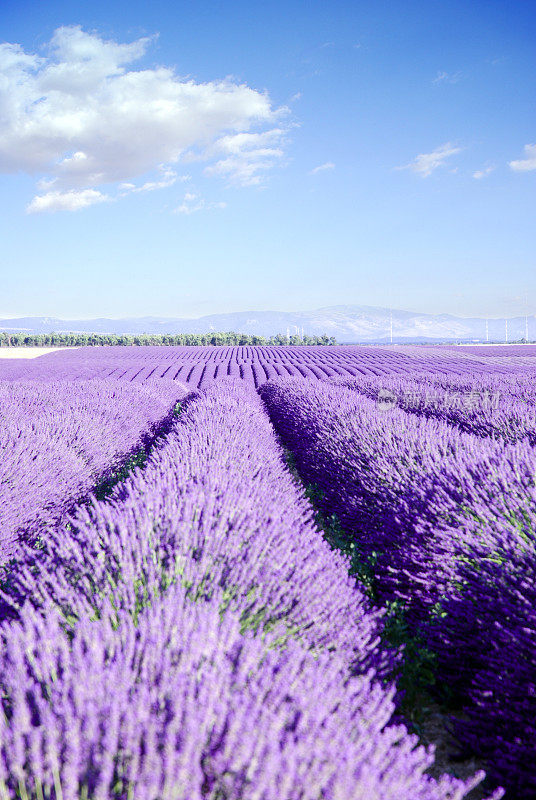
[473, 165, 495, 179]
[119, 167, 190, 195]
[509, 143, 536, 172]
[174, 192, 226, 215]
[309, 161, 335, 175]
[0, 26, 287, 210]
[26, 188, 110, 213]
[433, 71, 461, 84]
[204, 129, 286, 186]
[397, 143, 462, 177]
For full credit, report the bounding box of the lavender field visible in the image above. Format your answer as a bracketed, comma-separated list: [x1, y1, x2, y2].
[2, 344, 536, 799]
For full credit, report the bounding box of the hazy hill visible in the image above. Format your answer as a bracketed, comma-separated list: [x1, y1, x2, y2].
[1, 306, 534, 343]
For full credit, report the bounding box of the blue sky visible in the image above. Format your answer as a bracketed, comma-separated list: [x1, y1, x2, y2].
[0, 0, 534, 320]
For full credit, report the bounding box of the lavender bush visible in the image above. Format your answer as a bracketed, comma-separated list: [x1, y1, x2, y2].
[259, 378, 536, 613]
[335, 373, 536, 445]
[0, 379, 184, 563]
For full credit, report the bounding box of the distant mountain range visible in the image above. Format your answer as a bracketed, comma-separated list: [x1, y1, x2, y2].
[1, 306, 534, 343]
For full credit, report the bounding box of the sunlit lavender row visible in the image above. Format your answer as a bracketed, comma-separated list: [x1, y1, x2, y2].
[336, 372, 536, 444]
[260, 375, 536, 795]
[0, 379, 184, 563]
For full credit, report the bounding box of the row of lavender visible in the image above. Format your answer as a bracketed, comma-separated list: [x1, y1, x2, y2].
[0, 379, 185, 564]
[2, 344, 535, 389]
[259, 376, 536, 796]
[336, 372, 536, 445]
[0, 381, 495, 799]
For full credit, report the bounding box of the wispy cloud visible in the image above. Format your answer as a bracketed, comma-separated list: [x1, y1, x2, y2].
[0, 26, 288, 211]
[473, 165, 495, 180]
[174, 192, 226, 215]
[26, 189, 111, 214]
[433, 70, 462, 84]
[204, 129, 286, 187]
[309, 162, 335, 175]
[509, 143, 536, 172]
[397, 143, 462, 177]
[119, 168, 191, 196]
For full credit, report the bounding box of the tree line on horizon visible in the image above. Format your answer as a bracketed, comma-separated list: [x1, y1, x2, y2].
[0, 331, 338, 347]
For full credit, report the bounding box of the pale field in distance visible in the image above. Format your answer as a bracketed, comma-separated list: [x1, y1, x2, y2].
[0, 347, 72, 359]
